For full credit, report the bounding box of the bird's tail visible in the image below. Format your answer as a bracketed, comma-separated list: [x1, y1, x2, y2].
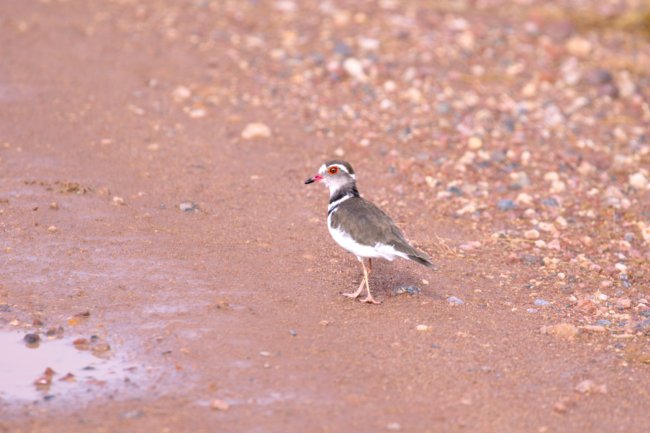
[407, 251, 437, 270]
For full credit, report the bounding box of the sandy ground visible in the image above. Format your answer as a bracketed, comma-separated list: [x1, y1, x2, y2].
[1, 1, 650, 432]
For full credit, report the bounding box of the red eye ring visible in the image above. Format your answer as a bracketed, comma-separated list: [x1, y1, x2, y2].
[328, 166, 339, 175]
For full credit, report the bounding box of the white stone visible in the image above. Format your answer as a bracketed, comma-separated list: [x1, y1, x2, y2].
[241, 123, 271, 139]
[629, 172, 648, 189]
[343, 58, 367, 82]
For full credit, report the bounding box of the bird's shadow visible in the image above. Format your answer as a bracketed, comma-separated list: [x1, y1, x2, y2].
[367, 260, 443, 301]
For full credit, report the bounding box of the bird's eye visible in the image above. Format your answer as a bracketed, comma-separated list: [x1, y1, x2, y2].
[328, 166, 339, 175]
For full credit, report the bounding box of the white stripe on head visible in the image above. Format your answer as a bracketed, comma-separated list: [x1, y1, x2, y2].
[328, 164, 356, 179]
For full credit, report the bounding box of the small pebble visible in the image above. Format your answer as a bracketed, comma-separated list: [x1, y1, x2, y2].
[468, 136, 482, 150]
[524, 229, 540, 240]
[497, 199, 517, 211]
[24, 333, 40, 345]
[534, 299, 550, 307]
[416, 324, 430, 332]
[447, 296, 464, 306]
[210, 399, 230, 411]
[542, 323, 578, 339]
[393, 286, 421, 296]
[241, 123, 271, 140]
[575, 379, 607, 395]
[342, 58, 367, 82]
[179, 202, 198, 212]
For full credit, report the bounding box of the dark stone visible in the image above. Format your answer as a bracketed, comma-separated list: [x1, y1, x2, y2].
[497, 199, 517, 211]
[333, 41, 353, 57]
[393, 286, 421, 296]
[502, 117, 516, 133]
[584, 68, 613, 85]
[491, 150, 507, 162]
[599, 83, 619, 98]
[560, 284, 575, 294]
[436, 102, 451, 115]
[521, 254, 543, 266]
[541, 197, 559, 207]
[635, 319, 650, 335]
[24, 333, 40, 345]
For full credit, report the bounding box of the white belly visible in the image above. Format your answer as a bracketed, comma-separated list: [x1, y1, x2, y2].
[327, 213, 408, 261]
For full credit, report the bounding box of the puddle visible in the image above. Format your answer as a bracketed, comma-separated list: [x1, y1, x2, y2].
[0, 330, 139, 403]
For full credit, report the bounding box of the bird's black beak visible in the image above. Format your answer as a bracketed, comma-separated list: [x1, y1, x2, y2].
[304, 174, 323, 184]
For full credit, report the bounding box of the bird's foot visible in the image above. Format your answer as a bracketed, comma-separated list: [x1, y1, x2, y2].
[342, 280, 365, 299]
[360, 295, 381, 305]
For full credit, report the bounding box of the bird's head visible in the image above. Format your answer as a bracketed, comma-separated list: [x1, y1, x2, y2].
[304, 160, 356, 196]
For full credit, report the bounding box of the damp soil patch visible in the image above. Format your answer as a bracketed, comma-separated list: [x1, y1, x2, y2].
[0, 330, 141, 404]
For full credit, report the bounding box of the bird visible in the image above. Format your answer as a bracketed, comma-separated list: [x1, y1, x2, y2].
[305, 160, 435, 304]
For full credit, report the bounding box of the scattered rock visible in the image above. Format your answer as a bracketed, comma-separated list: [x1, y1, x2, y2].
[497, 199, 517, 211]
[447, 296, 464, 306]
[34, 367, 55, 390]
[172, 85, 191, 102]
[112, 196, 125, 206]
[342, 58, 367, 82]
[416, 324, 430, 332]
[524, 229, 540, 240]
[635, 319, 650, 336]
[393, 286, 421, 296]
[179, 202, 198, 212]
[386, 422, 401, 431]
[574, 379, 607, 395]
[241, 123, 271, 140]
[24, 333, 40, 345]
[534, 299, 550, 307]
[566, 37, 592, 58]
[629, 172, 648, 190]
[468, 136, 482, 150]
[73, 338, 90, 351]
[580, 325, 606, 333]
[583, 68, 613, 85]
[616, 298, 632, 310]
[210, 399, 230, 411]
[542, 323, 579, 339]
[59, 373, 76, 382]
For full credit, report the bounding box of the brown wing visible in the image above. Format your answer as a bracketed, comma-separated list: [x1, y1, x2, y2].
[331, 197, 435, 268]
[331, 198, 413, 252]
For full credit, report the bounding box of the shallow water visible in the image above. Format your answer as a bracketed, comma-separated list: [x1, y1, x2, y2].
[0, 330, 137, 402]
